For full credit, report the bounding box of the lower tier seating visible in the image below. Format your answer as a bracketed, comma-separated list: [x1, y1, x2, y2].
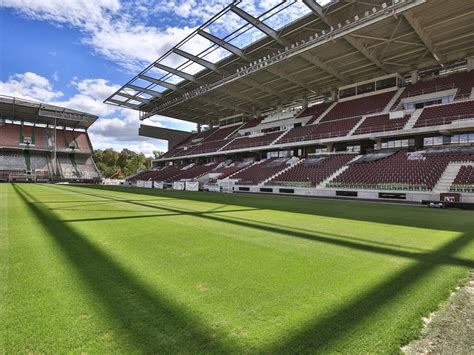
[232, 158, 293, 184]
[329, 150, 474, 191]
[269, 154, 356, 187]
[450, 166, 474, 192]
[0, 151, 25, 171]
[174, 162, 219, 180]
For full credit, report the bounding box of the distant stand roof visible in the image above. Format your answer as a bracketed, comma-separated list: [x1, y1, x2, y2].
[0, 95, 98, 129]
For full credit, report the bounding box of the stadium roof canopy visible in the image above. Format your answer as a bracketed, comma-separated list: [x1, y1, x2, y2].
[0, 95, 98, 129]
[105, 0, 474, 124]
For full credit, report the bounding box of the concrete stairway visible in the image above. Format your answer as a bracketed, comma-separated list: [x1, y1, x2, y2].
[384, 87, 405, 112]
[318, 155, 361, 189]
[260, 158, 304, 186]
[217, 137, 238, 152]
[433, 162, 474, 193]
[271, 130, 291, 145]
[403, 108, 423, 130]
[347, 116, 367, 136]
[225, 159, 266, 180]
[313, 102, 337, 124]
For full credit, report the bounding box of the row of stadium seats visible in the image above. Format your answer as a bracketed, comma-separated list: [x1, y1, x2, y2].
[329, 150, 474, 191]
[0, 124, 92, 151]
[270, 154, 356, 187]
[322, 91, 394, 122]
[391, 71, 474, 109]
[0, 150, 98, 180]
[162, 103, 473, 160]
[136, 148, 474, 193]
[450, 165, 474, 192]
[414, 100, 474, 128]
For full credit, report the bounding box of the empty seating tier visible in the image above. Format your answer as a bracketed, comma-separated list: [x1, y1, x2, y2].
[450, 166, 474, 193]
[354, 114, 410, 135]
[310, 117, 361, 139]
[239, 117, 263, 130]
[222, 132, 282, 151]
[403, 71, 474, 100]
[174, 162, 220, 180]
[232, 158, 291, 184]
[270, 154, 355, 187]
[0, 124, 21, 147]
[322, 92, 394, 122]
[201, 125, 241, 142]
[329, 150, 474, 191]
[0, 151, 25, 172]
[186, 139, 233, 156]
[414, 100, 474, 128]
[298, 102, 333, 124]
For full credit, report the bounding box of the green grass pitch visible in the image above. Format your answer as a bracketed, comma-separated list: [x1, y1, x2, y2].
[1, 183, 473, 353]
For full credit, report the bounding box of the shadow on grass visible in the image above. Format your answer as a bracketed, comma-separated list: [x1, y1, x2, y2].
[47, 184, 474, 269]
[79, 185, 474, 232]
[22, 184, 474, 352]
[266, 229, 474, 352]
[13, 184, 233, 353]
[62, 207, 261, 223]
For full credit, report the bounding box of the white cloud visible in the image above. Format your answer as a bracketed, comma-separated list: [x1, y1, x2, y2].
[50, 78, 120, 116]
[0, 72, 63, 101]
[0, 0, 311, 72]
[0, 0, 209, 71]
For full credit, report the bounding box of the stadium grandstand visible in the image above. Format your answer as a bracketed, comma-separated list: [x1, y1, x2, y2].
[0, 95, 100, 183]
[105, 0, 474, 203]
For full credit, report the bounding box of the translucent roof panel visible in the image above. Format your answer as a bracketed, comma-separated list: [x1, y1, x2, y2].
[263, 2, 312, 30]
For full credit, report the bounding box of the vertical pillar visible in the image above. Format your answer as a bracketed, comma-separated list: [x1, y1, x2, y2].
[375, 139, 382, 150]
[410, 70, 419, 84]
[415, 136, 424, 150]
[467, 57, 474, 72]
[302, 96, 308, 109]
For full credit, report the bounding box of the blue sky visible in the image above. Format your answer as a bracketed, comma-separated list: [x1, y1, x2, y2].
[0, 0, 322, 155]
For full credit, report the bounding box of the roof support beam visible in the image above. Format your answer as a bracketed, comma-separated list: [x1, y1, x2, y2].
[108, 98, 142, 110]
[173, 48, 219, 72]
[300, 52, 349, 84]
[154, 63, 197, 82]
[403, 11, 447, 65]
[126, 84, 163, 98]
[266, 66, 313, 92]
[230, 5, 283, 45]
[116, 93, 150, 104]
[197, 30, 248, 60]
[139, 74, 177, 91]
[196, 96, 251, 113]
[155, 60, 264, 105]
[303, 0, 389, 74]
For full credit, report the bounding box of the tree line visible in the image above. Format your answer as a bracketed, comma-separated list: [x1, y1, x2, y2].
[92, 149, 163, 178]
